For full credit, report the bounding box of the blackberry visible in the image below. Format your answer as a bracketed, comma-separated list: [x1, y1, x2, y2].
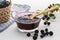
[34, 33, 38, 37]
[44, 15, 48, 18]
[45, 28, 48, 32]
[48, 22, 50, 25]
[48, 6, 51, 9]
[27, 33, 31, 37]
[40, 30, 45, 34]
[42, 17, 45, 20]
[33, 36, 37, 40]
[44, 22, 47, 25]
[47, 17, 50, 20]
[48, 4, 52, 9]
[49, 31, 53, 36]
[35, 30, 39, 34]
[40, 35, 45, 38]
[5, 1, 10, 7]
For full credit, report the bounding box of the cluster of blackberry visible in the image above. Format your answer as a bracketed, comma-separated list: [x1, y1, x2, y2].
[42, 4, 60, 25]
[0, 0, 10, 8]
[27, 29, 53, 40]
[27, 30, 39, 40]
[40, 28, 53, 38]
[33, 30, 39, 40]
[42, 15, 50, 26]
[26, 3, 60, 40]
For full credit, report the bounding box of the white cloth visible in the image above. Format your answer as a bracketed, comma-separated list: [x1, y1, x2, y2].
[0, 0, 4, 2]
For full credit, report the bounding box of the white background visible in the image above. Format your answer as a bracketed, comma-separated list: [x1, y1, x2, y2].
[12, 0, 60, 11]
[0, 0, 60, 40]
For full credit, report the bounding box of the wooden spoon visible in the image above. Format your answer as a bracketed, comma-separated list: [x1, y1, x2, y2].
[29, 5, 58, 19]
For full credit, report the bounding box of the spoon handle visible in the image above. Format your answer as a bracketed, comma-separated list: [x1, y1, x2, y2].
[29, 6, 58, 19]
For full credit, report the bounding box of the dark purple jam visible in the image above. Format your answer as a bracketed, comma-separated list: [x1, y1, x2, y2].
[16, 15, 40, 30]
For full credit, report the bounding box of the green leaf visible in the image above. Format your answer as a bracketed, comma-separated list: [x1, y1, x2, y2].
[36, 9, 41, 14]
[55, 4, 60, 7]
[51, 16, 56, 19]
[49, 13, 54, 17]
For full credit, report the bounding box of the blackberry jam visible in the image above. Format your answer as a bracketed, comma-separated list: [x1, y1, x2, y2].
[16, 15, 40, 30]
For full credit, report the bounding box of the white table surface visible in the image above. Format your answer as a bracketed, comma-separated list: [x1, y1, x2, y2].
[0, 0, 60, 40]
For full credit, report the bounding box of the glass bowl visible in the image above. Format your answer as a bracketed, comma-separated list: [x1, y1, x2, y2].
[12, 12, 41, 32]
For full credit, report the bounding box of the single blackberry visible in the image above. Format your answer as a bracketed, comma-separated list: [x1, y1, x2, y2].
[44, 15, 48, 18]
[40, 30, 45, 34]
[42, 17, 45, 20]
[45, 28, 48, 32]
[49, 31, 53, 36]
[34, 33, 38, 37]
[47, 17, 50, 20]
[40, 35, 45, 38]
[48, 5, 51, 9]
[47, 22, 50, 25]
[27, 33, 31, 37]
[44, 22, 47, 25]
[35, 30, 39, 34]
[33, 36, 37, 40]
[48, 6, 51, 9]
[5, 1, 10, 7]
